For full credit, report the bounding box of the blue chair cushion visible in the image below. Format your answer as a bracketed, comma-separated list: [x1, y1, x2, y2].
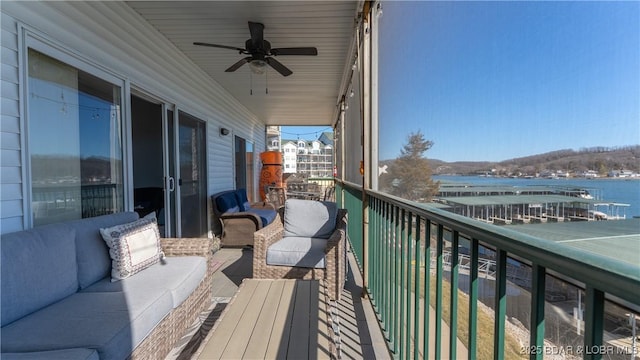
[216, 192, 239, 213]
[266, 236, 327, 269]
[234, 189, 250, 211]
[247, 208, 278, 227]
[1, 223, 78, 327]
[284, 199, 337, 239]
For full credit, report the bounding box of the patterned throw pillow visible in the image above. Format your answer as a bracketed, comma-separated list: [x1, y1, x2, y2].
[99, 217, 164, 281]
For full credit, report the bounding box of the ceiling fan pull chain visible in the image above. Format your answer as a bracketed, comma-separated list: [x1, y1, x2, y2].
[266, 68, 269, 94]
[250, 71, 253, 95]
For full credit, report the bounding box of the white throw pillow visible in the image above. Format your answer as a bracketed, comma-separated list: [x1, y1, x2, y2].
[100, 217, 164, 281]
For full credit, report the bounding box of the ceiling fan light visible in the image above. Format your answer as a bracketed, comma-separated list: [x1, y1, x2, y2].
[249, 60, 267, 75]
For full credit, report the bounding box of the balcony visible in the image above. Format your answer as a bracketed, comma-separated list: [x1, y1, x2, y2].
[2, 1, 638, 359]
[166, 181, 639, 359]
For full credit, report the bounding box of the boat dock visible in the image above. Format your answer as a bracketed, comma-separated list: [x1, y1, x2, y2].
[434, 184, 629, 225]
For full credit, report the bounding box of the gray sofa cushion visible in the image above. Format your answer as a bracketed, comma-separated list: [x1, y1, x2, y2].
[83, 256, 206, 308]
[1, 348, 99, 360]
[1, 223, 78, 327]
[266, 236, 327, 269]
[284, 199, 337, 239]
[68, 212, 139, 289]
[0, 290, 172, 360]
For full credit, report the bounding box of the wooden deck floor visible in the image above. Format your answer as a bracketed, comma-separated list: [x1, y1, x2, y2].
[195, 247, 391, 360]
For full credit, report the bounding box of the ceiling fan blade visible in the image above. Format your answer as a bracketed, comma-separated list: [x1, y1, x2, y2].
[271, 47, 318, 56]
[248, 22, 264, 49]
[193, 42, 247, 53]
[225, 57, 252, 72]
[266, 57, 292, 77]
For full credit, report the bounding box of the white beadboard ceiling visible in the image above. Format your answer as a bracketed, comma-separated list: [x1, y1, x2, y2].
[126, 1, 359, 126]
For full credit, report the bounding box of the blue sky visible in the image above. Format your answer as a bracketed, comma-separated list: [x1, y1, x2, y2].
[280, 126, 332, 141]
[378, 1, 639, 162]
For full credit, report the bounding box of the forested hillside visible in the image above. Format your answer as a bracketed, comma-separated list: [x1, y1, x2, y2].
[405, 145, 640, 176]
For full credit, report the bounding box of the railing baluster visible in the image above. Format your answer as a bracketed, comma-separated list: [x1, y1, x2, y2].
[468, 238, 479, 360]
[406, 211, 413, 360]
[494, 249, 507, 360]
[383, 201, 390, 336]
[413, 215, 421, 360]
[392, 205, 400, 353]
[369, 198, 377, 305]
[450, 230, 460, 360]
[399, 209, 407, 360]
[424, 219, 432, 359]
[530, 264, 546, 360]
[435, 224, 444, 360]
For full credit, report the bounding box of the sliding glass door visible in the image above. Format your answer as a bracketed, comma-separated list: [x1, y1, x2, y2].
[131, 96, 207, 237]
[178, 112, 208, 237]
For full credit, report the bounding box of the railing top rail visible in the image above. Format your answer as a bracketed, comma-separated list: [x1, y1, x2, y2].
[338, 180, 640, 305]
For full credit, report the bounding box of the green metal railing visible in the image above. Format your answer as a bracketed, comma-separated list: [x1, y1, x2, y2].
[337, 181, 640, 360]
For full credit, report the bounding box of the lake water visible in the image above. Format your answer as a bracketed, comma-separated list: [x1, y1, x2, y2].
[433, 175, 640, 218]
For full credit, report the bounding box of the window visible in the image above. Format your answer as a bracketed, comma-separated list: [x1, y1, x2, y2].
[28, 49, 124, 226]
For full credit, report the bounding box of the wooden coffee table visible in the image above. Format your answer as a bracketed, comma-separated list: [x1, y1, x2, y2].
[196, 279, 333, 359]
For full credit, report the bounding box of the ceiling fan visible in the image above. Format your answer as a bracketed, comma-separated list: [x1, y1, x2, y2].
[194, 21, 318, 77]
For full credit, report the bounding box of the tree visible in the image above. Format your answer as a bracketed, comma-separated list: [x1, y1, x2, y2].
[380, 131, 440, 201]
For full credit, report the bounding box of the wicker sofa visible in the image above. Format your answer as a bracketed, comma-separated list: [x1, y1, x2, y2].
[211, 189, 279, 247]
[0, 212, 214, 360]
[253, 199, 347, 301]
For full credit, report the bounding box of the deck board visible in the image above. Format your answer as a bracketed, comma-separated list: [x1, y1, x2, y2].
[264, 280, 296, 359]
[286, 281, 311, 359]
[202, 279, 259, 359]
[244, 280, 285, 358]
[198, 279, 331, 360]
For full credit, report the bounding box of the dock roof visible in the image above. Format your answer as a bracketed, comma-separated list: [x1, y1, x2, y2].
[439, 194, 600, 207]
[506, 219, 640, 267]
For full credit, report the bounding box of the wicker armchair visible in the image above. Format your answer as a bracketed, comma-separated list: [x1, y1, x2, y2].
[253, 202, 347, 301]
[130, 237, 215, 359]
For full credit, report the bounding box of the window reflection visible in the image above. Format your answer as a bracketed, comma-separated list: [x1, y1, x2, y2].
[28, 49, 124, 225]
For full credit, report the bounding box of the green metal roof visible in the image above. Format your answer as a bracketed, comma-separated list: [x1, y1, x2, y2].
[505, 219, 640, 267]
[439, 194, 600, 207]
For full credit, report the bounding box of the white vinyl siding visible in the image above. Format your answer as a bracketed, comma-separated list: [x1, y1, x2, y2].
[0, 3, 266, 233]
[1, 13, 24, 233]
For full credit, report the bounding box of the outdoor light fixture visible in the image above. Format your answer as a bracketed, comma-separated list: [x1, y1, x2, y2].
[220, 127, 230, 136]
